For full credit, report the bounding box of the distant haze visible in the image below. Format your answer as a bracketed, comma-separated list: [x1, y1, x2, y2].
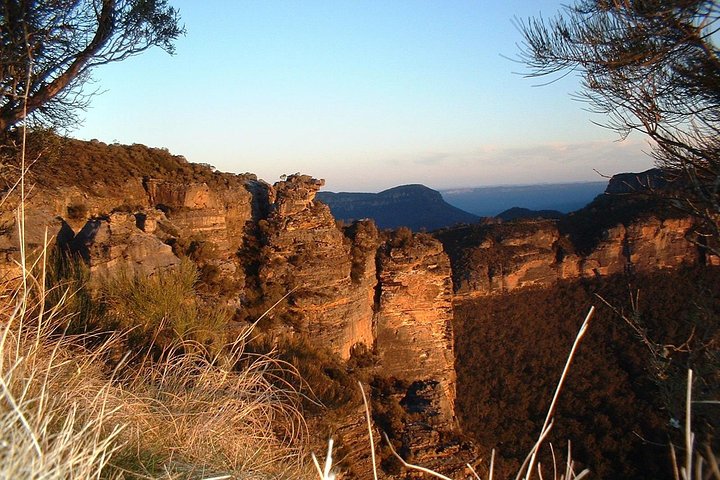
[72, 1, 656, 191]
[441, 181, 608, 217]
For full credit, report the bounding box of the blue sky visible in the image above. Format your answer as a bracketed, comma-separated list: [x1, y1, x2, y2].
[74, 0, 655, 192]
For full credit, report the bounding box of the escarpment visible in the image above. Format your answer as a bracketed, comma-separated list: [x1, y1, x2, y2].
[2, 137, 716, 479]
[437, 197, 710, 299]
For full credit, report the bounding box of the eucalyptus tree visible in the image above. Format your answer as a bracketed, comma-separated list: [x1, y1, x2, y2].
[518, 0, 720, 245]
[0, 0, 184, 133]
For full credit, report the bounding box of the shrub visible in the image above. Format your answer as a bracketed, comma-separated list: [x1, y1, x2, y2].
[250, 334, 363, 415]
[100, 260, 230, 354]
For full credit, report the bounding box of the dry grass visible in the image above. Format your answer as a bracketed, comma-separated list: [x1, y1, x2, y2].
[0, 212, 313, 479]
[114, 338, 310, 479]
[0, 269, 125, 478]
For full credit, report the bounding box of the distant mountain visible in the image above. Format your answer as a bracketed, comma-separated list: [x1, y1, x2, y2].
[605, 168, 667, 194]
[316, 184, 479, 231]
[441, 181, 608, 217]
[496, 207, 564, 221]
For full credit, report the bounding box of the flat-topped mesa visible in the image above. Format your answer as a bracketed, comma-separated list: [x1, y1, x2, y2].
[376, 229, 457, 426]
[604, 168, 668, 194]
[258, 175, 378, 358]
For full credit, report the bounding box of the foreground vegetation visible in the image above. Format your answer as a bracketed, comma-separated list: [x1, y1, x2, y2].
[455, 267, 720, 479]
[0, 250, 313, 479]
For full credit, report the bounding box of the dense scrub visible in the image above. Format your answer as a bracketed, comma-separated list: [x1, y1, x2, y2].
[1, 131, 256, 192]
[454, 266, 720, 479]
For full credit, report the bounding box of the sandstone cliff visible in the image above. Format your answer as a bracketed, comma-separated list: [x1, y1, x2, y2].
[0, 138, 262, 287]
[437, 203, 707, 298]
[376, 230, 456, 426]
[2, 136, 714, 479]
[257, 175, 377, 358]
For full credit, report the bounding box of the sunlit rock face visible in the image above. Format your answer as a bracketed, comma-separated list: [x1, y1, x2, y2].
[257, 174, 378, 358]
[579, 223, 629, 277]
[436, 220, 565, 298]
[578, 217, 699, 277]
[0, 178, 151, 281]
[375, 231, 456, 425]
[438, 215, 704, 298]
[143, 178, 257, 254]
[0, 140, 259, 286]
[71, 212, 180, 280]
[625, 217, 700, 270]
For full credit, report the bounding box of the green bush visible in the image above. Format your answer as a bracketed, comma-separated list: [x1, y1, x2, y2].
[100, 260, 229, 354]
[43, 252, 100, 336]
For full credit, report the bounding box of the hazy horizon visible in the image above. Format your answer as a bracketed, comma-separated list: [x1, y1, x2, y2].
[319, 178, 609, 194]
[73, 1, 656, 192]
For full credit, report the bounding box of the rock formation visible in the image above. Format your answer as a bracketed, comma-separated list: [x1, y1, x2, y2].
[376, 231, 456, 426]
[71, 212, 180, 280]
[1, 136, 715, 479]
[604, 168, 667, 194]
[257, 175, 378, 358]
[438, 214, 705, 298]
[436, 220, 565, 297]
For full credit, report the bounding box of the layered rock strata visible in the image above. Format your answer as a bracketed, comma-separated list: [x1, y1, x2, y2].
[257, 175, 378, 358]
[71, 212, 179, 280]
[376, 232, 456, 426]
[438, 216, 703, 298]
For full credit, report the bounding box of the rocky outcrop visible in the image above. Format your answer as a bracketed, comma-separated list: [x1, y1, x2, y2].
[437, 220, 566, 297]
[71, 212, 180, 280]
[257, 175, 379, 359]
[145, 177, 263, 268]
[626, 217, 700, 270]
[376, 231, 456, 425]
[0, 178, 151, 280]
[438, 215, 704, 298]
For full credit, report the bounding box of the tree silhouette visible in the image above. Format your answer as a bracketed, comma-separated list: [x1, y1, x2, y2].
[0, 0, 184, 133]
[517, 1, 720, 248]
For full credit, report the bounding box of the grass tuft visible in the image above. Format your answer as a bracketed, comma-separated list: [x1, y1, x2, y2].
[1, 248, 313, 479]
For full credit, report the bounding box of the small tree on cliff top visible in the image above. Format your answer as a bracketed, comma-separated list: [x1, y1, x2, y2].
[517, 0, 720, 247]
[0, 0, 184, 133]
